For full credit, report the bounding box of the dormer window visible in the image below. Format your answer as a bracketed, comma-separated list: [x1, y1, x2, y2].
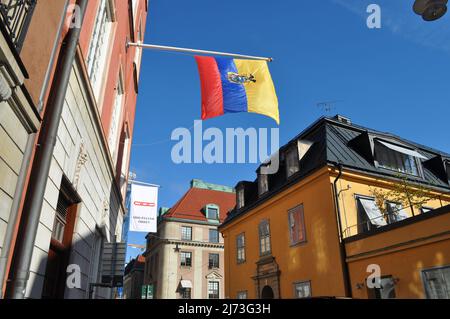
[205, 204, 219, 220]
[374, 140, 426, 176]
[237, 187, 245, 209]
[446, 161, 450, 183]
[285, 145, 299, 178]
[258, 171, 268, 196]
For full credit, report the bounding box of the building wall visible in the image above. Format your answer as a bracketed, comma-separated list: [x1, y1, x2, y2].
[346, 211, 450, 299]
[221, 167, 346, 299]
[26, 56, 124, 299]
[22, 0, 148, 298]
[147, 220, 225, 299]
[332, 169, 450, 238]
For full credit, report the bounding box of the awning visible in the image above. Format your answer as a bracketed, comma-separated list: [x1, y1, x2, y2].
[180, 280, 192, 289]
[377, 140, 427, 160]
[358, 197, 387, 227]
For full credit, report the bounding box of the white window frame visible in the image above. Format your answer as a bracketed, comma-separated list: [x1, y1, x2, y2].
[86, 0, 114, 101]
[207, 280, 220, 299]
[108, 71, 125, 165]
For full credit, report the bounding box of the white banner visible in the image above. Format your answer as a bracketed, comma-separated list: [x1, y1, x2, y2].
[129, 183, 158, 233]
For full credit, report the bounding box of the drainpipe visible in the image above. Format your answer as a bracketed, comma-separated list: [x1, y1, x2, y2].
[7, 0, 88, 299]
[331, 162, 352, 298]
[0, 0, 70, 299]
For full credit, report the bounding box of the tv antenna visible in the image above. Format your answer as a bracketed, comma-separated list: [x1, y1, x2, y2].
[316, 100, 343, 113]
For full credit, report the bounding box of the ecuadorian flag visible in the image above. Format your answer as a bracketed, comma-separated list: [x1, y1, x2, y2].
[195, 56, 279, 124]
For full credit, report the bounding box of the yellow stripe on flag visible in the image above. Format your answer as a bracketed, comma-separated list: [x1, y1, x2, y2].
[234, 59, 279, 124]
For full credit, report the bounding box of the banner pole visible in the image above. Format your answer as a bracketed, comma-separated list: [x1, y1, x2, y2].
[127, 42, 273, 62]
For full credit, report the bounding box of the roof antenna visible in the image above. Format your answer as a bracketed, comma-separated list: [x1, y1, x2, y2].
[316, 100, 343, 114]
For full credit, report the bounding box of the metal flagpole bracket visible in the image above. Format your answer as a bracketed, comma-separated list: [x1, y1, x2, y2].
[127, 42, 274, 62]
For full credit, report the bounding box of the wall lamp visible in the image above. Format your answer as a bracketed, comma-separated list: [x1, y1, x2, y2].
[413, 0, 448, 21]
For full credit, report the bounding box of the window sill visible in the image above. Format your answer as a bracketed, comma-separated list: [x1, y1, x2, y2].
[289, 240, 307, 248]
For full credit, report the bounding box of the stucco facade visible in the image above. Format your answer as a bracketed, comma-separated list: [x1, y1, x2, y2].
[220, 116, 450, 299]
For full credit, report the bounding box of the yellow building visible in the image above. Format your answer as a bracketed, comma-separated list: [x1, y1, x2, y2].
[219, 115, 450, 299]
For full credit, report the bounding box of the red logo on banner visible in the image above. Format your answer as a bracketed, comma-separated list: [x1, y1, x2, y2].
[134, 201, 155, 207]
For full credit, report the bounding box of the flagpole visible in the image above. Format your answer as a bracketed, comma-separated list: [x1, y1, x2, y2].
[127, 42, 273, 62]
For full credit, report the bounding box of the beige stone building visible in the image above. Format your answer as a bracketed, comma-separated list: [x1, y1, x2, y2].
[143, 179, 235, 299]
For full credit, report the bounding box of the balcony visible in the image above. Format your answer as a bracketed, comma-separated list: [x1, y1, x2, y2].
[0, 0, 36, 52]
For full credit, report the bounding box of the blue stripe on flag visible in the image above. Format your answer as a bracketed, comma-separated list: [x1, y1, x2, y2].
[215, 58, 248, 113]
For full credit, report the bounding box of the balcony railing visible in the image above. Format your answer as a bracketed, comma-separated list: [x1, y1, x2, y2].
[0, 0, 36, 52]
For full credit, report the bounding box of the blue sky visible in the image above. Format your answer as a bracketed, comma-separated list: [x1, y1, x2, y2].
[125, 0, 450, 261]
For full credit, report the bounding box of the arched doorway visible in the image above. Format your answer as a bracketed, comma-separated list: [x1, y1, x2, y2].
[261, 285, 274, 299]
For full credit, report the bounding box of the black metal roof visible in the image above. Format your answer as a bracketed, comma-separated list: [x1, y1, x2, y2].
[221, 115, 450, 228]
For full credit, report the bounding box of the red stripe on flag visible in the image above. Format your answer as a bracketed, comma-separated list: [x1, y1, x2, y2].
[195, 56, 224, 120]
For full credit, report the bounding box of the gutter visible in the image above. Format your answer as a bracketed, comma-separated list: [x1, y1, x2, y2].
[331, 162, 352, 298]
[0, 0, 70, 298]
[6, 0, 88, 299]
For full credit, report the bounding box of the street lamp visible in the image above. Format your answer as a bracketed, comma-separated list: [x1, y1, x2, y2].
[413, 0, 448, 21]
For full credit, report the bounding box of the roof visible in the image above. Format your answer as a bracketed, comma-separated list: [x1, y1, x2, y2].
[163, 180, 236, 223]
[222, 115, 450, 227]
[124, 254, 145, 276]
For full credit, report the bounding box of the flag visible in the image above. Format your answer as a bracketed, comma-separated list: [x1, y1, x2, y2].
[129, 183, 158, 233]
[195, 56, 279, 124]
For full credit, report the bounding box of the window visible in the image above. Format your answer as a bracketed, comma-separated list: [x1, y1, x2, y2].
[237, 291, 248, 299]
[181, 226, 192, 241]
[258, 172, 268, 196]
[294, 281, 312, 298]
[108, 74, 124, 164]
[259, 220, 271, 256]
[237, 188, 245, 209]
[367, 276, 396, 299]
[208, 281, 219, 299]
[86, 0, 113, 98]
[285, 146, 299, 177]
[180, 252, 192, 267]
[52, 194, 71, 243]
[385, 201, 409, 223]
[422, 266, 450, 299]
[208, 253, 219, 269]
[356, 196, 387, 233]
[374, 140, 421, 176]
[206, 206, 219, 220]
[288, 204, 306, 245]
[236, 233, 246, 264]
[181, 288, 191, 299]
[209, 229, 219, 243]
[446, 161, 450, 183]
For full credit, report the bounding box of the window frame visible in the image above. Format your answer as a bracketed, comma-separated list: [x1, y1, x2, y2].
[285, 144, 300, 178]
[205, 204, 219, 221]
[181, 226, 192, 241]
[236, 233, 246, 264]
[373, 139, 423, 178]
[208, 253, 220, 269]
[421, 265, 450, 299]
[367, 275, 397, 299]
[288, 204, 307, 246]
[86, 0, 115, 100]
[258, 219, 271, 257]
[180, 251, 192, 267]
[207, 281, 220, 299]
[293, 280, 312, 299]
[209, 228, 219, 243]
[237, 291, 248, 299]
